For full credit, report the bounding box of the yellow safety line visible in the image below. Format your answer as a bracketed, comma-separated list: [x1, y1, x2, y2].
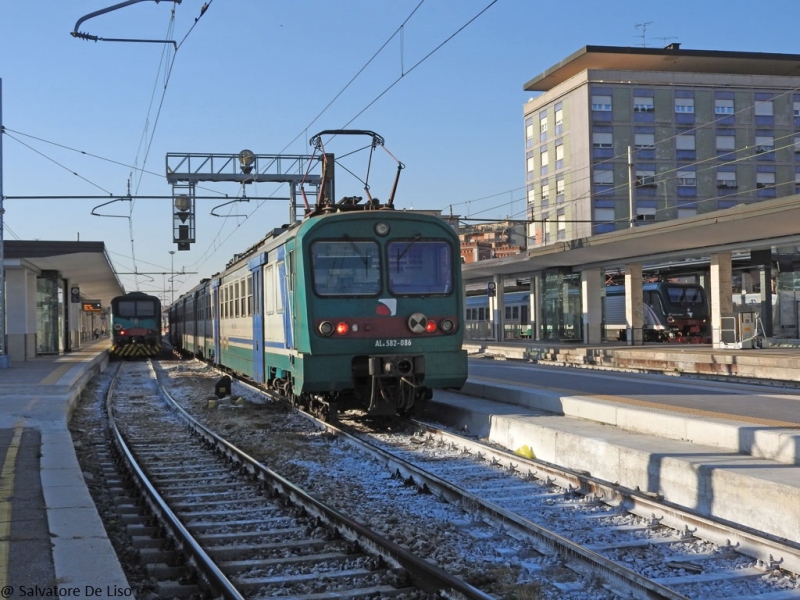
[39, 363, 73, 386]
[471, 376, 800, 428]
[0, 424, 24, 589]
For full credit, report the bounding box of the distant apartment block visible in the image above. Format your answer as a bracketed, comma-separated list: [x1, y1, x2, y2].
[459, 220, 526, 263]
[523, 45, 800, 248]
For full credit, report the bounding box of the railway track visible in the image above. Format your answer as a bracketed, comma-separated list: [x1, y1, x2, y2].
[330, 419, 800, 599]
[105, 360, 493, 599]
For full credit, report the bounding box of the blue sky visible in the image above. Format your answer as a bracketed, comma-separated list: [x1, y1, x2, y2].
[2, 0, 800, 300]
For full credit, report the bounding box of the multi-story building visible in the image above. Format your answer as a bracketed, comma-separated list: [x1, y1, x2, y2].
[523, 45, 800, 248]
[458, 220, 526, 263]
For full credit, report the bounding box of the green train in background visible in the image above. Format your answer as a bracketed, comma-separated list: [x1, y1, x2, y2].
[110, 291, 163, 358]
[169, 130, 467, 419]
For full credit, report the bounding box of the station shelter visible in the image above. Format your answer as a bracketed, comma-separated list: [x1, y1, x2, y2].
[463, 195, 800, 348]
[2, 241, 123, 361]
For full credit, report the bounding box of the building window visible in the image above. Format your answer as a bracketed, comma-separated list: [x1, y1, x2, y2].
[556, 178, 565, 198]
[525, 117, 534, 140]
[592, 132, 613, 148]
[594, 207, 615, 223]
[593, 169, 614, 185]
[795, 135, 800, 153]
[755, 100, 773, 116]
[635, 170, 656, 187]
[541, 183, 550, 203]
[715, 99, 734, 114]
[716, 134, 736, 151]
[676, 134, 695, 150]
[677, 170, 696, 186]
[555, 144, 564, 169]
[794, 102, 800, 118]
[591, 95, 612, 111]
[755, 135, 774, 153]
[555, 108, 563, 127]
[756, 172, 775, 189]
[795, 172, 800, 193]
[557, 213, 566, 239]
[636, 206, 656, 221]
[527, 184, 535, 204]
[540, 149, 549, 175]
[540, 116, 548, 134]
[634, 97, 654, 112]
[634, 133, 654, 149]
[675, 98, 695, 113]
[526, 153, 534, 173]
[717, 171, 737, 188]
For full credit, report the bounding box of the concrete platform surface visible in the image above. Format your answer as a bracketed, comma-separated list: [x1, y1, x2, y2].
[465, 340, 800, 384]
[0, 341, 131, 595]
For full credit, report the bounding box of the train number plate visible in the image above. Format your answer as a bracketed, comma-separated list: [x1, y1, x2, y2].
[374, 339, 412, 348]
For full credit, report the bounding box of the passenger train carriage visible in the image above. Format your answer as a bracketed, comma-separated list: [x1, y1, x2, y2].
[169, 130, 468, 419]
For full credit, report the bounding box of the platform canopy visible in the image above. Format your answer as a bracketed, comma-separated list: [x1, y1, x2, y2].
[4, 241, 124, 308]
[463, 194, 800, 280]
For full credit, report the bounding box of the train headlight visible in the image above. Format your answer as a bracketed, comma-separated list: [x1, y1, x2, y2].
[335, 322, 350, 335]
[440, 319, 455, 333]
[319, 321, 334, 336]
[374, 222, 390, 236]
[425, 320, 437, 333]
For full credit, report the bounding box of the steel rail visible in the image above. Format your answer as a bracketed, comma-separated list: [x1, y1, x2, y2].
[105, 361, 244, 600]
[223, 373, 689, 598]
[299, 418, 692, 600]
[151, 362, 494, 600]
[412, 421, 800, 576]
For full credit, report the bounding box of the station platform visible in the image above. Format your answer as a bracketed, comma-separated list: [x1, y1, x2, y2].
[464, 338, 800, 384]
[0, 340, 130, 596]
[428, 346, 800, 555]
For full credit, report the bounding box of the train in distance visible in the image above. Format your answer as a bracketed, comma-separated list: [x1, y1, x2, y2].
[466, 281, 711, 343]
[169, 130, 468, 420]
[109, 291, 163, 358]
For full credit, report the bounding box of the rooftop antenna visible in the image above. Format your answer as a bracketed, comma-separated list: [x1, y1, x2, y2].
[635, 21, 653, 47]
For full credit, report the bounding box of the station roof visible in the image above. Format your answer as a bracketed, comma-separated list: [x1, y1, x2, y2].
[524, 45, 800, 92]
[4, 241, 124, 308]
[463, 195, 800, 281]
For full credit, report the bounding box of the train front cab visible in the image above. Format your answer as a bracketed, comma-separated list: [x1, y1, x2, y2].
[288, 213, 468, 414]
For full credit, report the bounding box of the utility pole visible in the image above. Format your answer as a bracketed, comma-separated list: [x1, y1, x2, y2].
[0, 79, 8, 368]
[169, 251, 176, 306]
[628, 146, 635, 228]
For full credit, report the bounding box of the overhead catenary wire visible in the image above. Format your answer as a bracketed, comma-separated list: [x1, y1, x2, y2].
[181, 1, 498, 292]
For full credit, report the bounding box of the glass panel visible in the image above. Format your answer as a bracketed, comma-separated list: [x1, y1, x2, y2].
[541, 271, 582, 342]
[312, 241, 381, 296]
[666, 285, 706, 306]
[136, 301, 156, 316]
[36, 277, 61, 354]
[388, 240, 453, 295]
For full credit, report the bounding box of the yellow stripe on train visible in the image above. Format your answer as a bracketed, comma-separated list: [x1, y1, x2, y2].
[110, 342, 162, 357]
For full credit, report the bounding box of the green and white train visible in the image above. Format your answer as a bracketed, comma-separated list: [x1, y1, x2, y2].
[169, 132, 467, 419]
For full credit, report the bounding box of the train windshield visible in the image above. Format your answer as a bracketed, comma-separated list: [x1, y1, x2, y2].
[666, 285, 706, 306]
[387, 240, 453, 295]
[117, 300, 157, 317]
[311, 240, 381, 296]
